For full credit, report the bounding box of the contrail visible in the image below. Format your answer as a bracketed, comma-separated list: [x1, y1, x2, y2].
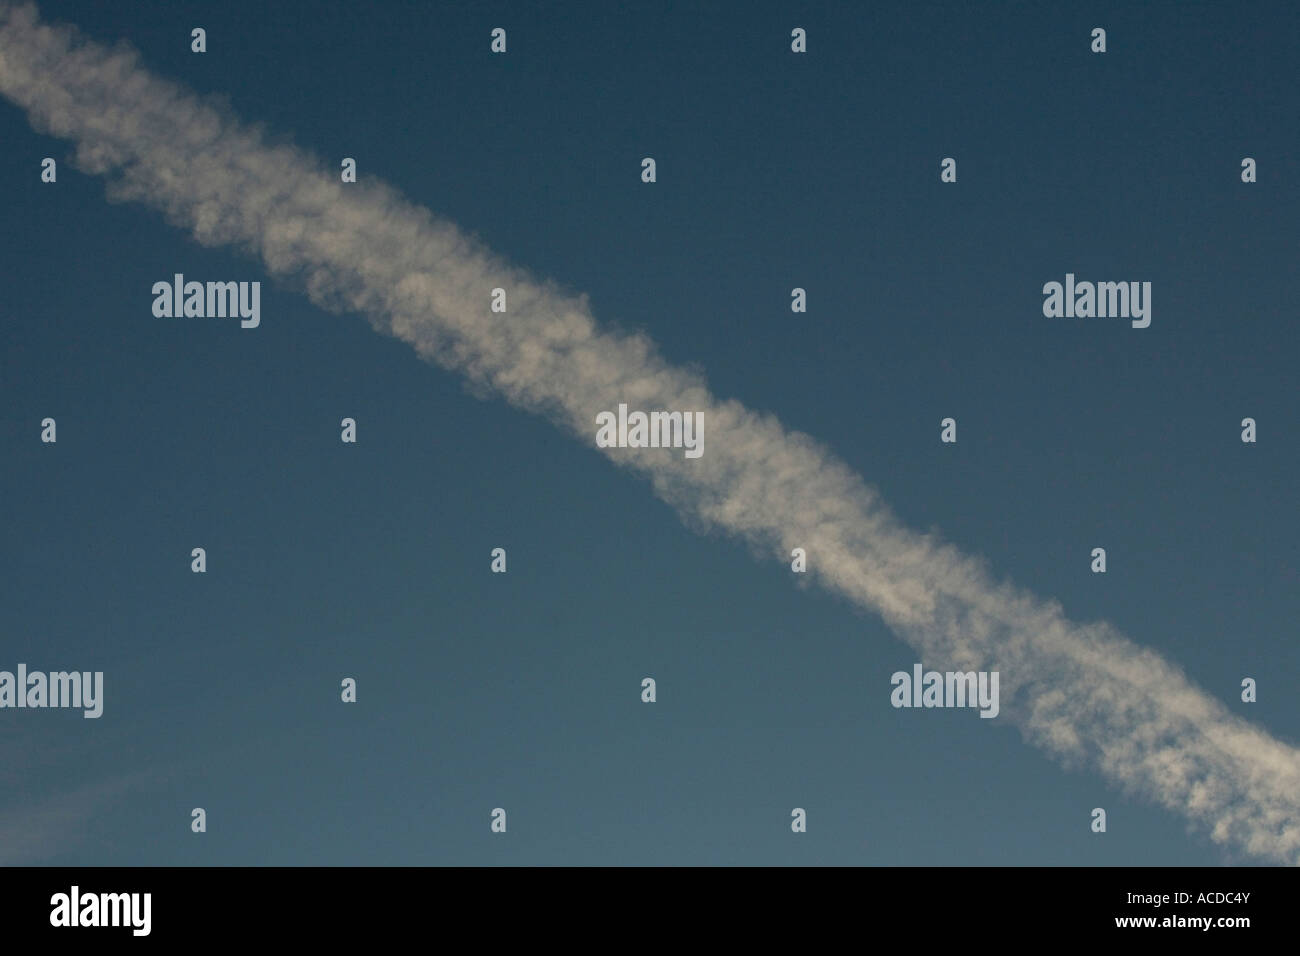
[2, 2, 1296, 863]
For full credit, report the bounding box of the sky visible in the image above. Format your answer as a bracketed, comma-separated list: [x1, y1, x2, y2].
[0, 0, 1297, 865]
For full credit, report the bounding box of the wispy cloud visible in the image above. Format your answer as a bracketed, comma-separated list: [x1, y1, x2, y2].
[2, 1, 1297, 862]
[0, 768, 144, 865]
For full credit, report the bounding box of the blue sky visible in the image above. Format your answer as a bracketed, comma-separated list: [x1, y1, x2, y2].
[1, 0, 1297, 864]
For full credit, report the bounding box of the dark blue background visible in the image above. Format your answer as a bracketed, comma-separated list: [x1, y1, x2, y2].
[1, 0, 1296, 864]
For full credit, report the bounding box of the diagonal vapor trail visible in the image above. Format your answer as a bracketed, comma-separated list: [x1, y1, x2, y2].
[2, 2, 1296, 863]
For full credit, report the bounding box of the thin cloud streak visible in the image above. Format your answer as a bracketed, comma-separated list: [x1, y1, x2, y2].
[2, 1, 1296, 863]
[0, 770, 148, 865]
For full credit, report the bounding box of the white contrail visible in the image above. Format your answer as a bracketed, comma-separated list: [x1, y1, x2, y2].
[2, 2, 1296, 862]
